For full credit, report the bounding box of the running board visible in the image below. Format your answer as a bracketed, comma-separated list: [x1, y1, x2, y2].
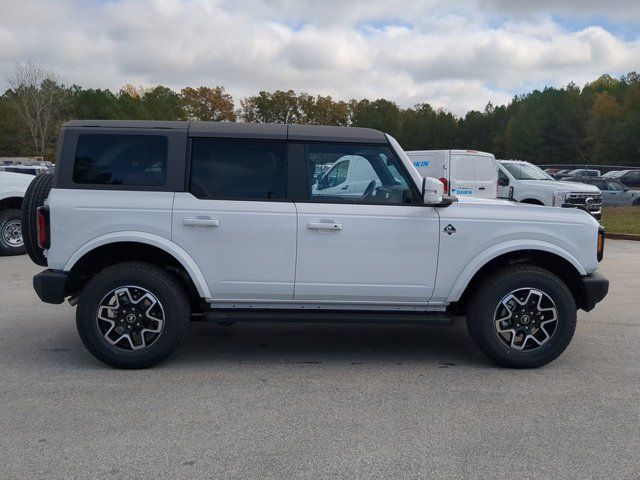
[199, 309, 454, 326]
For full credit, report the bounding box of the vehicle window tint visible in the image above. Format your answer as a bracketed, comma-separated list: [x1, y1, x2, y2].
[307, 144, 413, 205]
[190, 138, 286, 200]
[608, 181, 624, 191]
[73, 134, 167, 186]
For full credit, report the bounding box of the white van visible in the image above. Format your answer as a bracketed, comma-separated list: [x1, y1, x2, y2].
[312, 155, 383, 198]
[406, 150, 498, 199]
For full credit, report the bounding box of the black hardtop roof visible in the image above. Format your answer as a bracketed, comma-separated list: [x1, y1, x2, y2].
[63, 120, 387, 143]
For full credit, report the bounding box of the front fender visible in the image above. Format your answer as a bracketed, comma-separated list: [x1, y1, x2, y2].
[446, 240, 586, 302]
[63, 231, 212, 299]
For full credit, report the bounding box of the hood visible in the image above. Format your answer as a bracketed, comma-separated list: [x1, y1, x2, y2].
[442, 192, 598, 227]
[518, 179, 600, 193]
[0, 171, 34, 194]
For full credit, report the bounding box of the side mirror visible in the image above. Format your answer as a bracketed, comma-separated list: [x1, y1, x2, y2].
[498, 176, 509, 187]
[422, 177, 444, 205]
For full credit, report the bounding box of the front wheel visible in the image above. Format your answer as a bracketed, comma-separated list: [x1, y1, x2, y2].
[466, 265, 577, 368]
[76, 262, 190, 369]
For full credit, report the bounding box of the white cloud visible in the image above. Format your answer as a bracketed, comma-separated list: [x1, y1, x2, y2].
[0, 0, 638, 115]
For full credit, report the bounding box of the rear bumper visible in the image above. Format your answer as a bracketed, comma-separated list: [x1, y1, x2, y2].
[580, 272, 609, 312]
[33, 269, 69, 304]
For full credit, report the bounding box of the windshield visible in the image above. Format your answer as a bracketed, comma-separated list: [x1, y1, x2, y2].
[502, 162, 553, 180]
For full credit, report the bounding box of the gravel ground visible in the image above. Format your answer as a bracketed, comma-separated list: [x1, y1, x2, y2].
[0, 240, 638, 479]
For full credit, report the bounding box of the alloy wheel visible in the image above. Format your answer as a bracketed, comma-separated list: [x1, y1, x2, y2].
[493, 287, 558, 351]
[96, 286, 165, 351]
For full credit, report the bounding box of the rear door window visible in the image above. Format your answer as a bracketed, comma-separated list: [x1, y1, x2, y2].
[190, 138, 287, 201]
[73, 134, 168, 186]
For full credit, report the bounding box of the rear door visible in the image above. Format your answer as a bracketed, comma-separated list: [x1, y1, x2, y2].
[172, 137, 297, 301]
[473, 154, 498, 198]
[449, 153, 476, 197]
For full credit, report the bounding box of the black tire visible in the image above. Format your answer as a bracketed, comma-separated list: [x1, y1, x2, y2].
[76, 262, 190, 369]
[0, 209, 26, 256]
[22, 173, 53, 266]
[466, 264, 577, 368]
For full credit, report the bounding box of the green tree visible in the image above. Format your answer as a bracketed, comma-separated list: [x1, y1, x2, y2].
[181, 86, 236, 121]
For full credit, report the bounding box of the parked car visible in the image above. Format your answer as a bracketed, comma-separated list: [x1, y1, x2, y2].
[25, 120, 608, 369]
[563, 177, 640, 206]
[601, 170, 623, 179]
[606, 170, 640, 189]
[406, 149, 497, 199]
[0, 165, 50, 176]
[567, 169, 601, 177]
[497, 160, 602, 219]
[553, 170, 575, 180]
[0, 171, 32, 255]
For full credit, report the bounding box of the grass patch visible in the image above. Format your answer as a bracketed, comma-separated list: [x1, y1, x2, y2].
[601, 207, 640, 235]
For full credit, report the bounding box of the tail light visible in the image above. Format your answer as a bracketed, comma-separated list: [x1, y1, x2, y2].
[439, 177, 449, 194]
[36, 206, 50, 250]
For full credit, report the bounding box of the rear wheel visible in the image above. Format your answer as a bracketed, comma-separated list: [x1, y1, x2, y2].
[22, 173, 53, 266]
[0, 209, 25, 256]
[466, 265, 577, 368]
[76, 262, 190, 369]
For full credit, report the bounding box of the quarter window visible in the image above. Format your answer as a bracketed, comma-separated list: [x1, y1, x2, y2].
[73, 134, 168, 186]
[190, 138, 286, 200]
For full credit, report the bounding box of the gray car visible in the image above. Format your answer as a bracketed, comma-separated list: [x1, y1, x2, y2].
[565, 177, 640, 206]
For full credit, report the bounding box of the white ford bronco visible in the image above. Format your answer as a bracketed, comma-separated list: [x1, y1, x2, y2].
[26, 120, 608, 369]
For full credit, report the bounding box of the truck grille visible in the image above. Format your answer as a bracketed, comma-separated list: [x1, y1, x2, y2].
[565, 192, 602, 213]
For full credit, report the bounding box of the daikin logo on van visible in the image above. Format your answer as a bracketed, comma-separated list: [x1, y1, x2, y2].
[413, 161, 430, 167]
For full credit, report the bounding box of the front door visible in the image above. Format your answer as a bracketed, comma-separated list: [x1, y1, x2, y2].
[295, 142, 440, 305]
[172, 137, 297, 301]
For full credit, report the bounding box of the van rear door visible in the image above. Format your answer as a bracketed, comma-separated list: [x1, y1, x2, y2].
[449, 153, 476, 196]
[473, 154, 498, 198]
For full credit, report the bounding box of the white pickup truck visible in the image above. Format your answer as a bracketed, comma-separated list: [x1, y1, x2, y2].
[25, 120, 608, 369]
[0, 171, 32, 255]
[498, 160, 603, 220]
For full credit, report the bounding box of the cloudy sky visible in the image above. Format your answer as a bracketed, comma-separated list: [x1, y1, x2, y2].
[1, 0, 639, 115]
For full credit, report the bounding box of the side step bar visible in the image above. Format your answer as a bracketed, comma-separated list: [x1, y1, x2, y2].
[199, 309, 454, 326]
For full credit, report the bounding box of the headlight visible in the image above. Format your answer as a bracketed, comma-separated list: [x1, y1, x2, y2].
[552, 191, 569, 207]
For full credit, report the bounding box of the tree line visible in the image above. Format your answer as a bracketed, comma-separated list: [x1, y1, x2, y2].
[1, 62, 639, 166]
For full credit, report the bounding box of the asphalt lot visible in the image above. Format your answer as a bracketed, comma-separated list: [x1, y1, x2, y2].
[1, 241, 639, 480]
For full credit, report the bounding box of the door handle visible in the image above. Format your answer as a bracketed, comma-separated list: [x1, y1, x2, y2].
[183, 217, 220, 227]
[478, 187, 486, 190]
[307, 222, 343, 231]
[341, 185, 349, 190]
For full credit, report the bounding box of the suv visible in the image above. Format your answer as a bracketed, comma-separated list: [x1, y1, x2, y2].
[26, 120, 608, 369]
[498, 160, 603, 220]
[0, 171, 33, 255]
